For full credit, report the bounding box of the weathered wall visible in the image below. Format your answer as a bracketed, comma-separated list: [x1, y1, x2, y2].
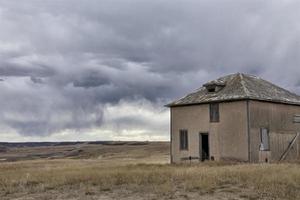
[171, 101, 248, 163]
[249, 101, 300, 162]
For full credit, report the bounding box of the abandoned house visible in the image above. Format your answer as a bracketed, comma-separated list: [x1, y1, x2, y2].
[166, 73, 300, 163]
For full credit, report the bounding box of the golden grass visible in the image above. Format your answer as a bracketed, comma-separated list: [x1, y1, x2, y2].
[0, 159, 299, 199]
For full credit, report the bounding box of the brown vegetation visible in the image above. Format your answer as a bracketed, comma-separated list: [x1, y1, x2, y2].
[0, 142, 299, 200]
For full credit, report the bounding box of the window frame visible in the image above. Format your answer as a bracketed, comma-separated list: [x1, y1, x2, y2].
[179, 129, 188, 150]
[260, 127, 270, 151]
[210, 103, 220, 123]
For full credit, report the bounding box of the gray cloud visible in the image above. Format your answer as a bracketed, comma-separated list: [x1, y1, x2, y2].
[0, 63, 56, 77]
[72, 70, 111, 88]
[0, 0, 300, 140]
[30, 76, 44, 84]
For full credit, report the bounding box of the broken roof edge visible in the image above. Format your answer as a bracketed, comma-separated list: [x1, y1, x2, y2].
[203, 80, 226, 87]
[165, 72, 247, 107]
[165, 97, 300, 107]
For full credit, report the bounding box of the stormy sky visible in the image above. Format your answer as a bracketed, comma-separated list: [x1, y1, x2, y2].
[1, 0, 300, 142]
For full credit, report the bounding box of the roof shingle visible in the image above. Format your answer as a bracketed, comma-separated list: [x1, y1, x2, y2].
[167, 73, 300, 107]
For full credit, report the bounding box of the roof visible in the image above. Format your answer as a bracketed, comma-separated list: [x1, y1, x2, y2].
[167, 73, 300, 107]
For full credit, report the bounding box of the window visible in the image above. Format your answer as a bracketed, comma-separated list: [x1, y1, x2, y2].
[179, 130, 188, 150]
[210, 103, 219, 122]
[260, 128, 270, 151]
[208, 88, 216, 93]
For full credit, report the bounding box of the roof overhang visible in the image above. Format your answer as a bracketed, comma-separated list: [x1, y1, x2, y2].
[165, 98, 300, 108]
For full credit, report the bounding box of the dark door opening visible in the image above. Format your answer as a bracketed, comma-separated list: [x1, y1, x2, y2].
[200, 133, 209, 161]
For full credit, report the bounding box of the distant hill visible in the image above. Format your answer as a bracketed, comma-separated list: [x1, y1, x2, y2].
[0, 141, 150, 148]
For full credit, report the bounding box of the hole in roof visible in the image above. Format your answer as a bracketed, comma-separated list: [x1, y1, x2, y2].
[208, 88, 216, 93]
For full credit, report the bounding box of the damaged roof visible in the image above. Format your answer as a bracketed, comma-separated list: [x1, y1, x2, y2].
[167, 73, 300, 107]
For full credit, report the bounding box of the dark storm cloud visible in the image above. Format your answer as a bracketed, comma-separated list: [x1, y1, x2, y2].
[0, 63, 55, 77]
[30, 76, 43, 84]
[0, 0, 300, 138]
[72, 70, 111, 88]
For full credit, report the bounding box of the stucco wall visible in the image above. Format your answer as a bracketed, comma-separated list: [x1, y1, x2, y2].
[171, 101, 248, 163]
[249, 101, 300, 162]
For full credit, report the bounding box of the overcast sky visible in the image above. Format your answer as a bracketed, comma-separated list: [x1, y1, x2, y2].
[1, 0, 300, 142]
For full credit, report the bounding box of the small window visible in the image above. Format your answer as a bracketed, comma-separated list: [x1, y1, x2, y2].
[210, 103, 219, 122]
[208, 88, 216, 93]
[179, 130, 188, 150]
[260, 128, 270, 151]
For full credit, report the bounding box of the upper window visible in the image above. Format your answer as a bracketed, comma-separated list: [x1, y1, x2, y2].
[260, 128, 270, 151]
[179, 130, 188, 150]
[210, 103, 219, 122]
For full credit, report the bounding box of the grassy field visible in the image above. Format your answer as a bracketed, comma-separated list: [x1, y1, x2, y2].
[0, 142, 299, 200]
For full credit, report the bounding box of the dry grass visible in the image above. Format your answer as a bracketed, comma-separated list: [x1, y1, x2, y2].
[0, 143, 299, 199]
[0, 159, 299, 199]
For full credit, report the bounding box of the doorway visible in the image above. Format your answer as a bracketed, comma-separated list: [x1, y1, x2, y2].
[200, 133, 209, 161]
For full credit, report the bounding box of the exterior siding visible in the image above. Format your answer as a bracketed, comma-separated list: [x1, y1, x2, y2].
[249, 101, 300, 162]
[171, 104, 209, 163]
[171, 101, 248, 163]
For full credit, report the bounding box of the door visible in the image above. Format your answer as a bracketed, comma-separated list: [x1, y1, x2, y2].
[199, 133, 209, 161]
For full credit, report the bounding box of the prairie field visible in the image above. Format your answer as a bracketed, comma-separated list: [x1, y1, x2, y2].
[0, 142, 299, 200]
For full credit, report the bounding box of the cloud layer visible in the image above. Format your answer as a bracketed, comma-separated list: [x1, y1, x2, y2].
[1, 0, 300, 141]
